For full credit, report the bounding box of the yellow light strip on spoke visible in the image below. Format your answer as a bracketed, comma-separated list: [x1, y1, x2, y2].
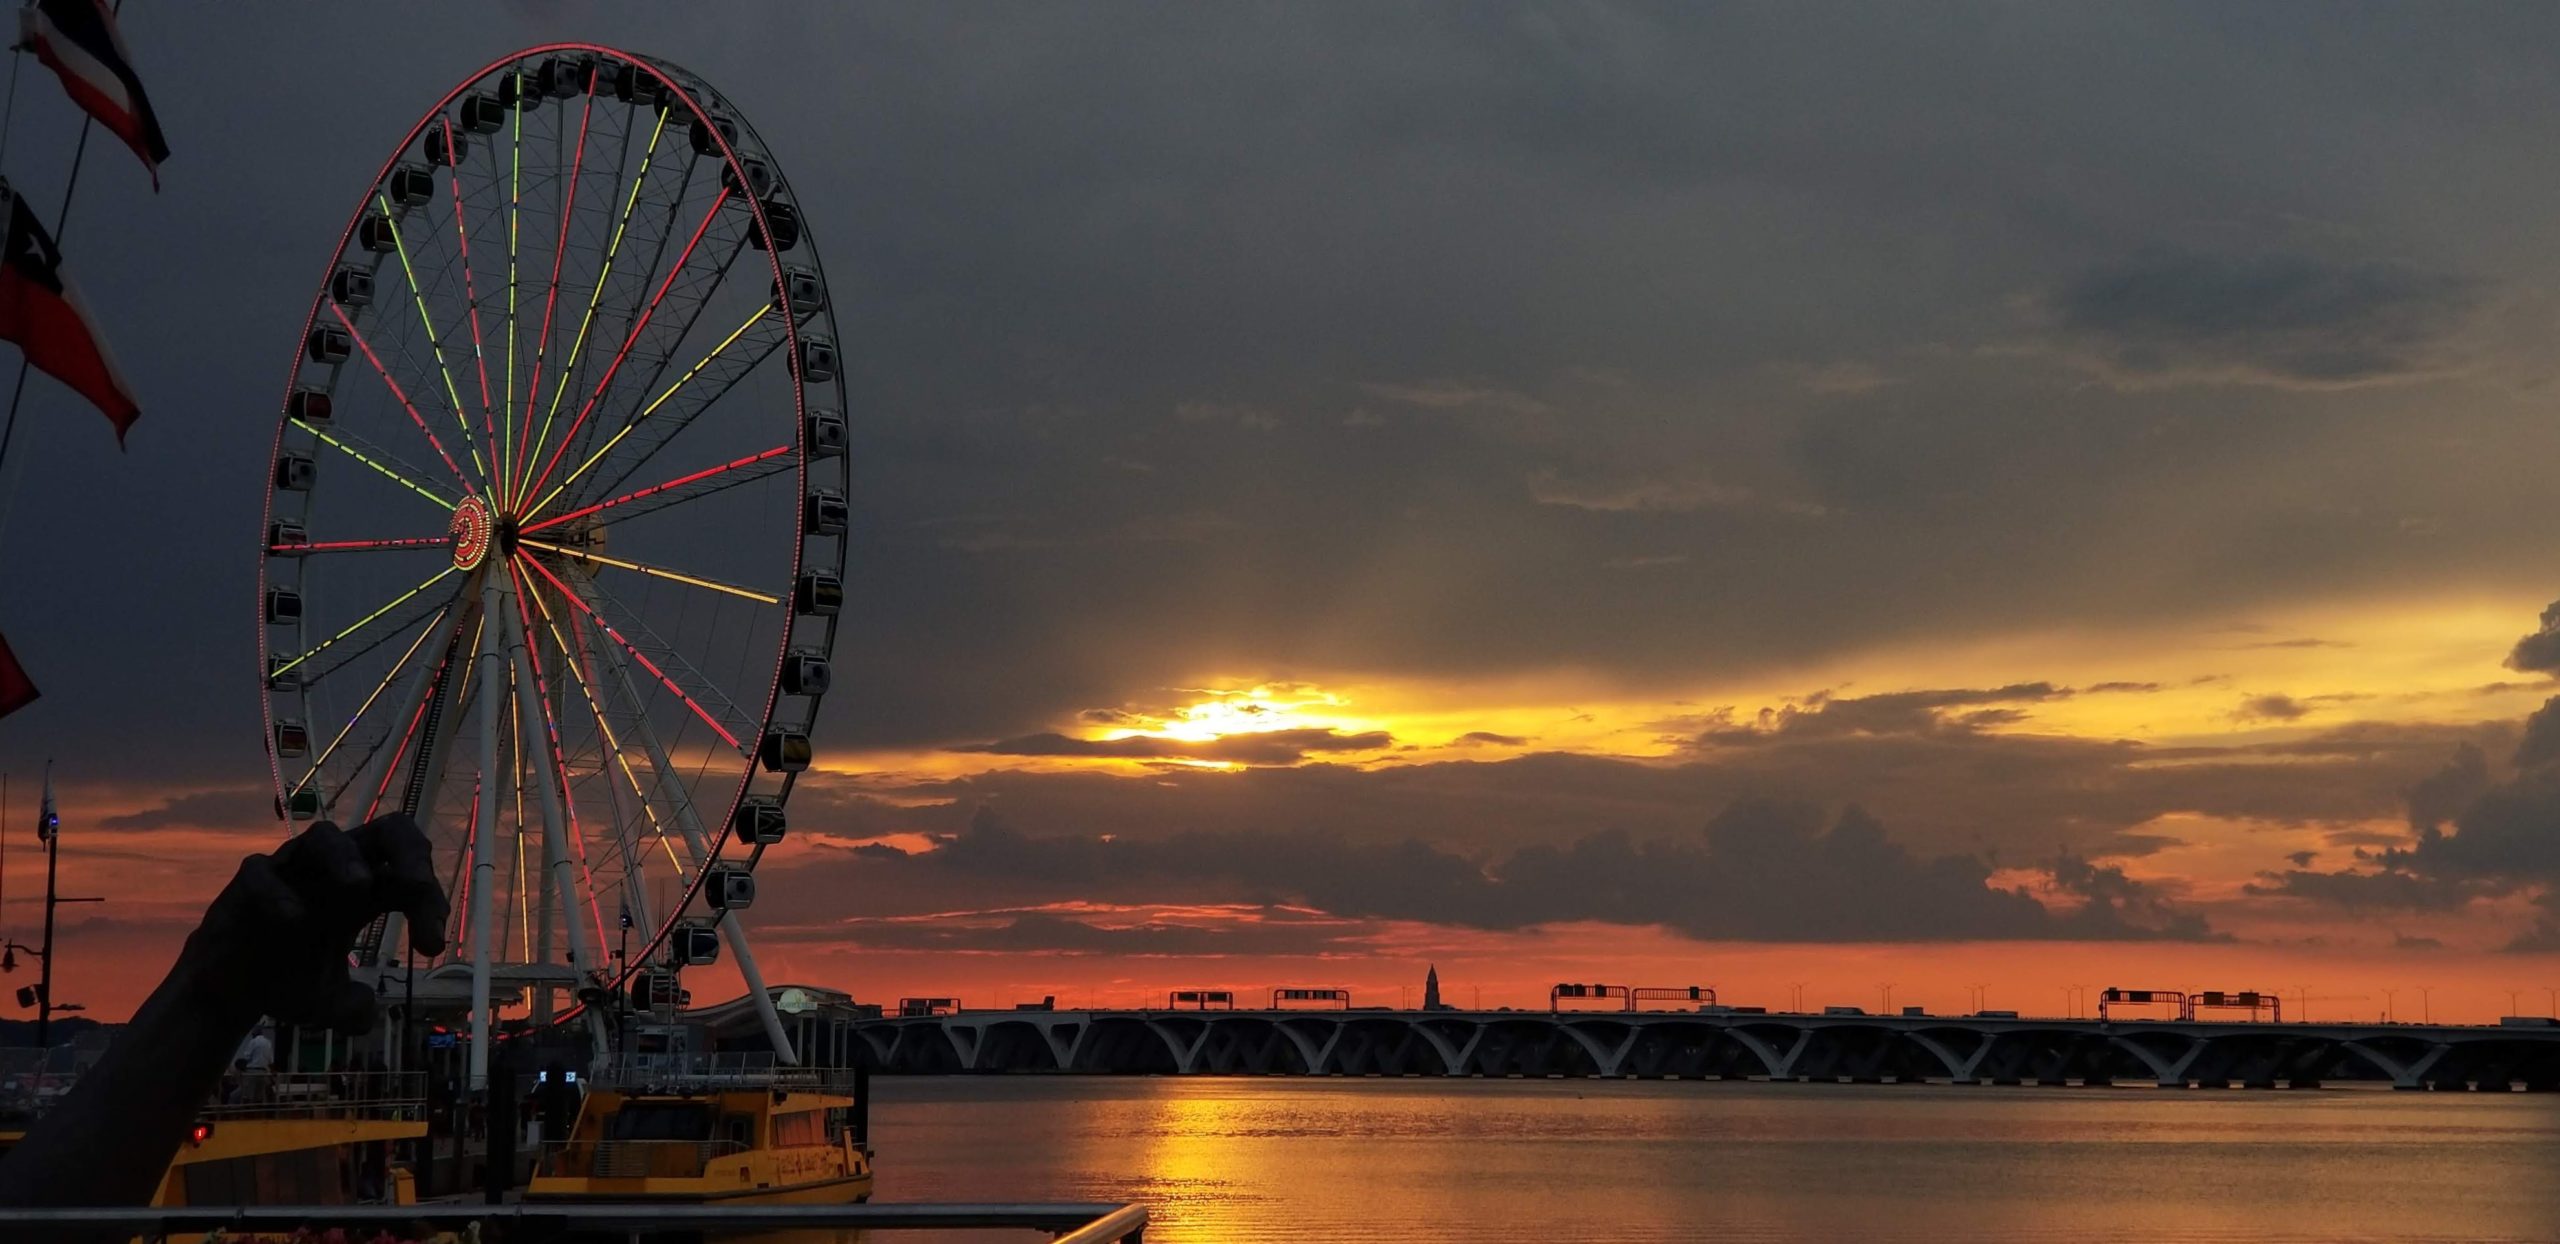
[272, 566, 460, 677]
[287, 603, 453, 798]
[292, 418, 458, 511]
[503, 71, 523, 507]
[520, 107, 669, 508]
[376, 194, 491, 487]
[522, 570, 688, 874]
[516, 538, 779, 604]
[523, 303, 769, 522]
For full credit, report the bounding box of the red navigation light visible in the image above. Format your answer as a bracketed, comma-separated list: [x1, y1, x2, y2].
[187, 1122, 213, 1146]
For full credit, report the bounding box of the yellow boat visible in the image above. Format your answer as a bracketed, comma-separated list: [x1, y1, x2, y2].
[526, 1065, 873, 1204]
[0, 1068, 425, 1209]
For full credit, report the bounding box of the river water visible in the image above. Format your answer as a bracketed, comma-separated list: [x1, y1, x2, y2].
[862, 1076, 2560, 1242]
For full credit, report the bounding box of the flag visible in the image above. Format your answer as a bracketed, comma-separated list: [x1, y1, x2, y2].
[0, 182, 138, 441]
[18, 0, 168, 188]
[0, 631, 33, 720]
[36, 764, 57, 843]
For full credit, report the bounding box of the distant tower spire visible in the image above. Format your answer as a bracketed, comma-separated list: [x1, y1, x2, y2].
[1423, 964, 1443, 1011]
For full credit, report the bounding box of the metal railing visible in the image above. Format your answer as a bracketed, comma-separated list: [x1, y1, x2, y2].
[1, 1068, 426, 1126]
[0, 1200, 1149, 1241]
[202, 1070, 426, 1120]
[594, 1051, 861, 1094]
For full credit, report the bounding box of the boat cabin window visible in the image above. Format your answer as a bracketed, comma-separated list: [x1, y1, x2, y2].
[608, 1102, 713, 1142]
[772, 1110, 824, 1147]
[721, 1112, 756, 1150]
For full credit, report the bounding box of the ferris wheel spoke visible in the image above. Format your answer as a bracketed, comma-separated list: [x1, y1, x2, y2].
[514, 552, 753, 754]
[268, 535, 450, 556]
[368, 191, 491, 489]
[527, 566, 692, 882]
[503, 559, 616, 966]
[273, 564, 464, 682]
[580, 606, 799, 1063]
[524, 302, 775, 520]
[498, 69, 525, 517]
[441, 120, 500, 464]
[521, 186, 735, 511]
[328, 304, 481, 497]
[555, 208, 754, 493]
[519, 106, 676, 509]
[519, 444, 792, 536]
[520, 70, 604, 510]
[516, 536, 779, 605]
[286, 600, 456, 799]
[291, 417, 461, 514]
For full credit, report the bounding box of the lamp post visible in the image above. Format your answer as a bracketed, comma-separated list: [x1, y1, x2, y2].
[10, 767, 102, 1047]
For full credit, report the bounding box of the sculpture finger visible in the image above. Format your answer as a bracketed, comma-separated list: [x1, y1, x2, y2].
[351, 813, 450, 956]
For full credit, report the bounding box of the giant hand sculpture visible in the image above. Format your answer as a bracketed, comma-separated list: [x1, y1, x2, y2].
[0, 813, 448, 1214]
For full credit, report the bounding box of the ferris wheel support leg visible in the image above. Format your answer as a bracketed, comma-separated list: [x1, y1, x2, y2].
[467, 574, 507, 1093]
[500, 574, 609, 1066]
[587, 619, 799, 1065]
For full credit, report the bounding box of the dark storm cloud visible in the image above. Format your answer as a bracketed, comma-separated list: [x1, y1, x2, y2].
[2257, 612, 2560, 941]
[1697, 683, 2069, 742]
[818, 908, 1373, 958]
[2507, 600, 2560, 675]
[952, 727, 1393, 765]
[793, 799, 2213, 946]
[2406, 743, 2492, 832]
[2244, 865, 2487, 913]
[2237, 693, 2311, 722]
[800, 708, 2495, 867]
[2041, 248, 2480, 389]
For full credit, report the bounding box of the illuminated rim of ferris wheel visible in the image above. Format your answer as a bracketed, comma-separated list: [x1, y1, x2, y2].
[252, 44, 847, 1085]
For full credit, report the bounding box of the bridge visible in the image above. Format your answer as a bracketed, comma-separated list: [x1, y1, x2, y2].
[800, 1007, 2560, 1090]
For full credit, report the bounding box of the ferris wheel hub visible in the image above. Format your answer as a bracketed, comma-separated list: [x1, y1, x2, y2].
[449, 495, 494, 570]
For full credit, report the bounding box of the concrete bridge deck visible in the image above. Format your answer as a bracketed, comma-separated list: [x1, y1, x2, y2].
[830, 1008, 2560, 1089]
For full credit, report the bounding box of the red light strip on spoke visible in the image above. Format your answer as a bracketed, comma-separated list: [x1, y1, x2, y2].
[519, 444, 790, 535]
[530, 561, 689, 875]
[269, 537, 448, 555]
[444, 119, 498, 455]
[453, 773, 481, 958]
[520, 186, 732, 508]
[515, 551, 742, 751]
[517, 72, 599, 508]
[330, 303, 478, 495]
[364, 662, 442, 821]
[506, 558, 616, 955]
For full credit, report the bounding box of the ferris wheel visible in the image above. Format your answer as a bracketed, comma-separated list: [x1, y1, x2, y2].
[253, 44, 845, 1087]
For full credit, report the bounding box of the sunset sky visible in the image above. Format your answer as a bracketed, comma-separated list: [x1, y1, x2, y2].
[11, 5, 2560, 1023]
